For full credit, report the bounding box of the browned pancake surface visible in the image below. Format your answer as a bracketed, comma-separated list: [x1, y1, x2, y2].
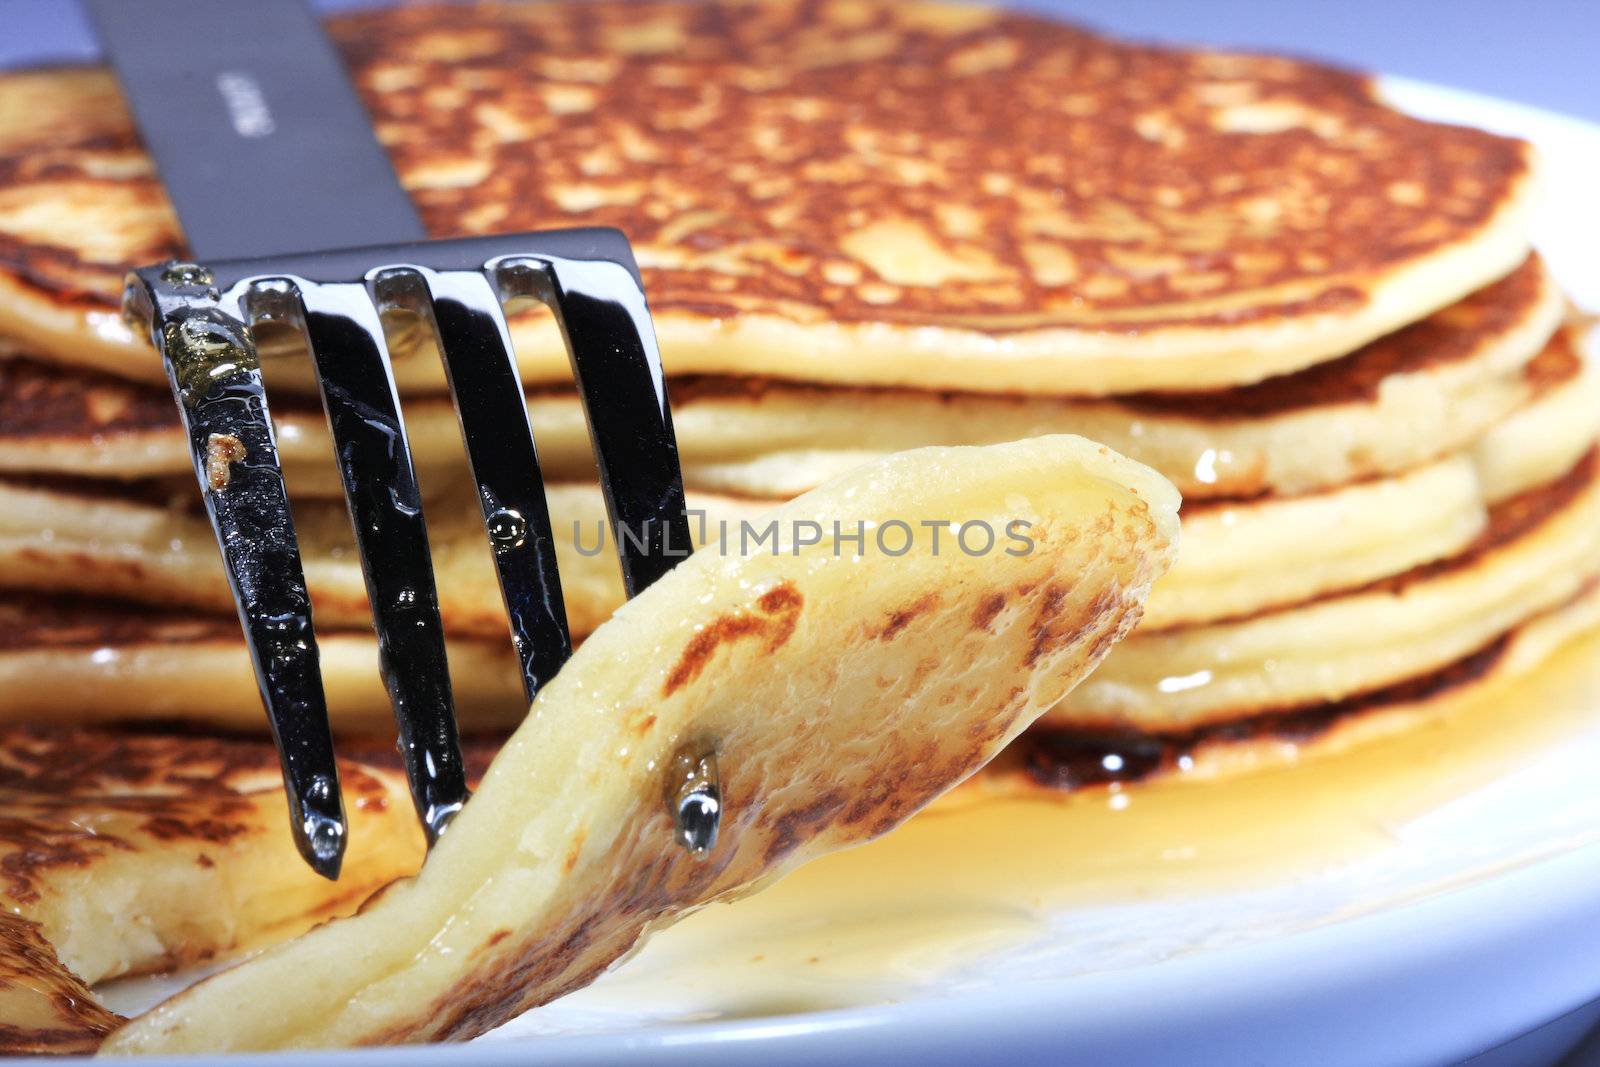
[1382, 444, 1594, 587]
[0, 912, 120, 1055]
[0, 1, 1528, 338]
[0, 356, 182, 439]
[1024, 452, 1600, 786]
[0, 254, 1560, 459]
[1120, 253, 1552, 417]
[1520, 315, 1586, 394]
[665, 252, 1558, 412]
[1021, 629, 1513, 790]
[0, 725, 394, 910]
[0, 592, 237, 653]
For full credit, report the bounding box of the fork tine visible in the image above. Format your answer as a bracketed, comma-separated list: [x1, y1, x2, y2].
[128, 270, 347, 879]
[489, 239, 713, 854]
[129, 232, 695, 866]
[508, 253, 693, 596]
[393, 269, 572, 703]
[290, 281, 469, 843]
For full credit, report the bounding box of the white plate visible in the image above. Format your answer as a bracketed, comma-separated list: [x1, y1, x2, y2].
[81, 78, 1600, 1067]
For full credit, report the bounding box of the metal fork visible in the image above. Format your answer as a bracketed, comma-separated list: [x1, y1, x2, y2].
[91, 0, 710, 878]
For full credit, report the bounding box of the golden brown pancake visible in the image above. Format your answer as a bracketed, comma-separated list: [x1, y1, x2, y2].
[1048, 447, 1600, 730]
[0, 1, 1534, 396]
[0, 724, 424, 995]
[3, 400, 1590, 732]
[1472, 317, 1600, 501]
[0, 403, 1579, 657]
[0, 462, 1457, 722]
[1022, 578, 1600, 791]
[0, 593, 526, 731]
[660, 260, 1569, 499]
[0, 476, 760, 641]
[2, 323, 1592, 664]
[0, 254, 1566, 501]
[1150, 327, 1600, 629]
[0, 911, 121, 1055]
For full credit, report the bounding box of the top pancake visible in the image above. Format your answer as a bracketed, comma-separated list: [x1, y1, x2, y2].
[0, 253, 1564, 500]
[0, 0, 1536, 396]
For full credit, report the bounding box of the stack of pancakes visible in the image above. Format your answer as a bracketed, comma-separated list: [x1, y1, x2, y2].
[0, 0, 1595, 1041]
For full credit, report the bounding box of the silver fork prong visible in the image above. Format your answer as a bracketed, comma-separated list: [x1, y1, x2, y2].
[288, 280, 469, 843]
[495, 254, 692, 597]
[384, 268, 572, 703]
[493, 246, 711, 855]
[127, 230, 704, 869]
[128, 266, 346, 880]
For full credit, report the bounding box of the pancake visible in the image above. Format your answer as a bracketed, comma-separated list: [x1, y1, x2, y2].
[0, 255, 1567, 502]
[662, 261, 1568, 500]
[0, 1, 1534, 397]
[0, 478, 757, 640]
[102, 434, 1177, 1053]
[1156, 456, 1484, 632]
[1022, 578, 1600, 791]
[0, 594, 525, 731]
[1154, 326, 1600, 629]
[1, 911, 121, 1055]
[1472, 316, 1600, 502]
[4, 382, 1584, 652]
[1045, 448, 1600, 731]
[0, 724, 423, 992]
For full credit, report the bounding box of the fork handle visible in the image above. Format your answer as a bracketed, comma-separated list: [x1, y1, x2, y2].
[84, 0, 426, 260]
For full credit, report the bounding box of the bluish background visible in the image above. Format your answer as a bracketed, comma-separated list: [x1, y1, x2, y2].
[2, 0, 1597, 122]
[3, 1, 1600, 1064]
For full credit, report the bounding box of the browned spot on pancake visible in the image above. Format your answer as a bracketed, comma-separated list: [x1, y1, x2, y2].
[0, 3, 1529, 347]
[972, 591, 1007, 633]
[0, 726, 267, 904]
[1024, 627, 1513, 791]
[762, 787, 848, 866]
[140, 816, 250, 846]
[1023, 583, 1070, 667]
[1121, 255, 1548, 411]
[0, 723, 396, 909]
[486, 930, 512, 947]
[0, 353, 322, 457]
[1521, 322, 1581, 395]
[663, 581, 803, 696]
[0, 357, 177, 437]
[0, 471, 192, 509]
[664, 617, 765, 695]
[875, 591, 940, 640]
[1081, 588, 1138, 667]
[562, 830, 587, 874]
[0, 592, 238, 653]
[757, 583, 802, 615]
